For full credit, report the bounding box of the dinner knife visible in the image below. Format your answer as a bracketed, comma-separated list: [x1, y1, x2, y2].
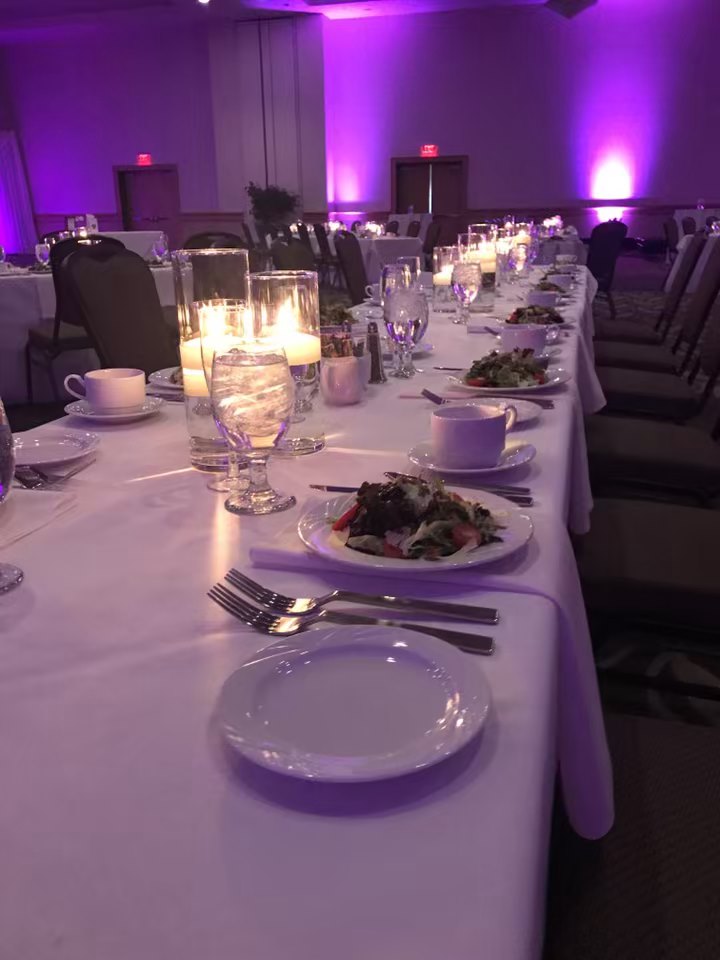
[319, 609, 495, 655]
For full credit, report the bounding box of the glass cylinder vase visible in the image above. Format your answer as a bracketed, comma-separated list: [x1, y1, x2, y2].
[172, 248, 250, 473]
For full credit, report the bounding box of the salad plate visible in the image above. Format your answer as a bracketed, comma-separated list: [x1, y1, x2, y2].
[449, 366, 571, 394]
[13, 431, 99, 467]
[443, 397, 541, 426]
[298, 481, 533, 573]
[216, 624, 491, 782]
[408, 440, 536, 475]
[148, 367, 183, 392]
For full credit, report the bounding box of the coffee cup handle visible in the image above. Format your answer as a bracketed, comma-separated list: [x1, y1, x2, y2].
[504, 405, 517, 430]
[63, 374, 86, 400]
[365, 284, 374, 298]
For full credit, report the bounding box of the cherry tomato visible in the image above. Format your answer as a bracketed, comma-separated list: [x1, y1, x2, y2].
[332, 503, 360, 531]
[383, 541, 404, 558]
[452, 524, 480, 548]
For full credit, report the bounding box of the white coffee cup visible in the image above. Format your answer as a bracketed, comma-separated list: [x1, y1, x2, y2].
[431, 403, 517, 469]
[500, 324, 548, 355]
[527, 290, 558, 309]
[548, 272, 573, 290]
[64, 368, 146, 412]
[364, 283, 380, 301]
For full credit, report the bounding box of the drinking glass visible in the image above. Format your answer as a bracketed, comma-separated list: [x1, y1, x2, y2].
[151, 233, 169, 263]
[197, 299, 252, 493]
[0, 398, 24, 593]
[34, 243, 50, 269]
[395, 255, 421, 286]
[0, 246, 5, 264]
[211, 342, 296, 516]
[380, 263, 411, 305]
[451, 262, 481, 324]
[467, 223, 497, 243]
[384, 288, 428, 377]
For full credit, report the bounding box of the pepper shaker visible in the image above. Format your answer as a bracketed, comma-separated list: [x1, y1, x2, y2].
[366, 321, 387, 384]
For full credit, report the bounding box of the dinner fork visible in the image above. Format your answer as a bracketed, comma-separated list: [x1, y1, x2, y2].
[224, 568, 498, 624]
[208, 584, 495, 655]
[16, 458, 96, 487]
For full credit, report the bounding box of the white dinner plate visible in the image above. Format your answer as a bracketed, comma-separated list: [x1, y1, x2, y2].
[217, 625, 491, 782]
[64, 397, 164, 423]
[408, 439, 536, 475]
[13, 431, 99, 467]
[149, 367, 183, 391]
[448, 366, 571, 394]
[298, 489, 533, 574]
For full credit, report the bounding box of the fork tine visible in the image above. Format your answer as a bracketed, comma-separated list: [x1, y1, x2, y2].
[213, 584, 280, 630]
[228, 569, 294, 606]
[208, 588, 255, 627]
[225, 571, 268, 604]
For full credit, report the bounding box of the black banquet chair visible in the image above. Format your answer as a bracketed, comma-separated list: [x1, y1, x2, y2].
[334, 231, 369, 305]
[313, 223, 340, 286]
[25, 234, 126, 401]
[385, 219, 399, 236]
[663, 217, 679, 262]
[64, 247, 178, 376]
[270, 239, 316, 272]
[586, 219, 628, 320]
[406, 220, 421, 238]
[183, 232, 247, 250]
[681, 216, 697, 236]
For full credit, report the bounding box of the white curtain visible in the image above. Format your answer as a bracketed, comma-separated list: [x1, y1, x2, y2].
[0, 131, 36, 253]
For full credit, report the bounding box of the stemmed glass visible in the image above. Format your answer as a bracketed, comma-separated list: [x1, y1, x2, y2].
[211, 341, 296, 516]
[395, 255, 422, 286]
[197, 299, 252, 493]
[34, 243, 50, 269]
[451, 262, 482, 324]
[0, 398, 23, 593]
[380, 263, 411, 305]
[151, 233, 169, 263]
[384, 288, 428, 377]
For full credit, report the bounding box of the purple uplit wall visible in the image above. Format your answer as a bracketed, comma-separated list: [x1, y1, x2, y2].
[323, 0, 720, 213]
[0, 22, 218, 214]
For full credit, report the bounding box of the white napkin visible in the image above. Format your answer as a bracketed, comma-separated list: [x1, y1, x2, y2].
[0, 489, 77, 549]
[249, 509, 613, 840]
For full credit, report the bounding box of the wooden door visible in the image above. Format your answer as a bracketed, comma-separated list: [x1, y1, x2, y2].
[391, 156, 468, 217]
[114, 165, 182, 247]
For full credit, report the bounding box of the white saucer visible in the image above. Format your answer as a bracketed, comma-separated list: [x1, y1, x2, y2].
[408, 439, 536, 475]
[64, 397, 164, 423]
[149, 367, 183, 392]
[13, 431, 99, 467]
[217, 625, 491, 782]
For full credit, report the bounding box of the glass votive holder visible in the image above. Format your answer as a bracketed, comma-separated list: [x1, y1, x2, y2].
[432, 245, 458, 312]
[172, 248, 250, 474]
[249, 269, 324, 456]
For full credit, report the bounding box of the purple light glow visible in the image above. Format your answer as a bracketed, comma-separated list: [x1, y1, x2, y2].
[593, 206, 627, 223]
[591, 155, 633, 201]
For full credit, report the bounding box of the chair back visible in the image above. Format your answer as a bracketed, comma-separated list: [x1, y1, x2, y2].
[183, 232, 246, 250]
[586, 220, 627, 292]
[351, 220, 362, 234]
[662, 232, 706, 326]
[50, 235, 125, 330]
[678, 238, 720, 362]
[682, 216, 697, 235]
[295, 221, 314, 255]
[423, 220, 442, 256]
[313, 223, 334, 260]
[241, 222, 256, 248]
[65, 248, 177, 374]
[663, 218, 679, 252]
[385, 220, 399, 236]
[334, 231, 369, 305]
[406, 220, 421, 238]
[271, 239, 316, 272]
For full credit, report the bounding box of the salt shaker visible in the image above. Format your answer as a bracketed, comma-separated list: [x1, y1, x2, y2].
[366, 321, 387, 384]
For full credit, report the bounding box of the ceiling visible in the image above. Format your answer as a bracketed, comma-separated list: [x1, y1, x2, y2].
[0, 0, 546, 31]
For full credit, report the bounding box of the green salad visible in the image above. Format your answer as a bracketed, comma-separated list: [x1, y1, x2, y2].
[507, 305, 564, 325]
[464, 349, 547, 388]
[331, 476, 503, 560]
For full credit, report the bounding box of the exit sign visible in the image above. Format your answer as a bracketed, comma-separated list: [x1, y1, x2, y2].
[136, 153, 153, 167]
[420, 144, 439, 158]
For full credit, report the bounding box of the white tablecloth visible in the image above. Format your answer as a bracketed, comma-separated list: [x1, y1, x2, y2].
[0, 266, 175, 405]
[0, 266, 611, 959]
[536, 235, 587, 265]
[358, 236, 424, 283]
[101, 230, 166, 260]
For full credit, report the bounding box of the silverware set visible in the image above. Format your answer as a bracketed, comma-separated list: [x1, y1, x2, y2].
[14, 458, 96, 489]
[208, 570, 496, 655]
[419, 386, 555, 410]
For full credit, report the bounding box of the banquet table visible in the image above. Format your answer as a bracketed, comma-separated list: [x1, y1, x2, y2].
[674, 208, 720, 236]
[536, 234, 587, 265]
[0, 266, 175, 405]
[357, 236, 424, 282]
[101, 230, 166, 260]
[0, 267, 612, 960]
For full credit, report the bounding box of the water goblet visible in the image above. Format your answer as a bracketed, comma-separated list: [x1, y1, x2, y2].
[451, 262, 481, 324]
[395, 255, 422, 286]
[35, 243, 50, 269]
[211, 341, 296, 516]
[380, 263, 411, 306]
[151, 233, 169, 263]
[384, 288, 428, 377]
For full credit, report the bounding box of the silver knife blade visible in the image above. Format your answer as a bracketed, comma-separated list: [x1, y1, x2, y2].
[321, 609, 494, 655]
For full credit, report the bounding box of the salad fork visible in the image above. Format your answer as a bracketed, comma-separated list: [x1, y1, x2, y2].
[208, 584, 495, 655]
[224, 568, 499, 624]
